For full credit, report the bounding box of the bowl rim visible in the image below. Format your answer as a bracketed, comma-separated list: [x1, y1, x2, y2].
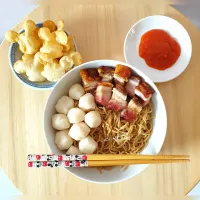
[43, 59, 167, 184]
[8, 22, 78, 90]
[123, 15, 192, 83]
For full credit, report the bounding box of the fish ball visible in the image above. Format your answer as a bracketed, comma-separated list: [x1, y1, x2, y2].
[67, 108, 85, 123]
[55, 96, 74, 115]
[78, 93, 96, 112]
[52, 114, 70, 130]
[55, 130, 73, 150]
[69, 122, 90, 141]
[66, 146, 81, 155]
[79, 136, 97, 154]
[85, 111, 101, 128]
[69, 83, 85, 100]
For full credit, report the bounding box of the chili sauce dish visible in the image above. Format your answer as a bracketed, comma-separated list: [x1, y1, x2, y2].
[124, 15, 192, 83]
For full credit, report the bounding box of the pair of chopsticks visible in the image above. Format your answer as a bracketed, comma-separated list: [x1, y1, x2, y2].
[27, 154, 190, 168]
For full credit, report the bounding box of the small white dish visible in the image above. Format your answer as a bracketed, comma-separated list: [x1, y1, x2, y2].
[44, 60, 167, 184]
[124, 15, 192, 83]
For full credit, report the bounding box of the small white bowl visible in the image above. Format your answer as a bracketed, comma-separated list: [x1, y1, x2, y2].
[124, 15, 192, 83]
[43, 60, 167, 184]
[8, 22, 77, 90]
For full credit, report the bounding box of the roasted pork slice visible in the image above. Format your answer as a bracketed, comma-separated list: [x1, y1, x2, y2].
[95, 82, 113, 106]
[98, 66, 114, 82]
[128, 96, 143, 113]
[121, 83, 154, 122]
[125, 76, 142, 97]
[112, 84, 127, 101]
[114, 64, 131, 85]
[121, 108, 137, 123]
[80, 68, 101, 92]
[106, 84, 127, 112]
[135, 81, 155, 102]
[106, 98, 127, 112]
[121, 96, 144, 122]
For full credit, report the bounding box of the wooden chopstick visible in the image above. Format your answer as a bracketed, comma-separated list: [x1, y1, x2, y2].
[28, 158, 190, 168]
[86, 154, 190, 161]
[87, 159, 190, 166]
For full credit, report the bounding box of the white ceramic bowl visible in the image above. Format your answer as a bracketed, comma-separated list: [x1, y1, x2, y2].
[44, 60, 167, 183]
[124, 15, 192, 83]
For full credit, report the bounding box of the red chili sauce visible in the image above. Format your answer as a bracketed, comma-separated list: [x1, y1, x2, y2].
[139, 29, 181, 70]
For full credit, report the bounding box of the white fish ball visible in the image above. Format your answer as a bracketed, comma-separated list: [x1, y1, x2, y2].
[55, 130, 73, 150]
[69, 122, 90, 141]
[66, 146, 81, 155]
[85, 111, 101, 128]
[52, 114, 70, 130]
[79, 136, 97, 154]
[78, 93, 96, 112]
[69, 83, 85, 100]
[55, 96, 74, 115]
[67, 108, 85, 123]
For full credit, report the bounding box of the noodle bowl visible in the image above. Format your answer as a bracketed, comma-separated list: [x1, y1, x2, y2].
[44, 60, 167, 183]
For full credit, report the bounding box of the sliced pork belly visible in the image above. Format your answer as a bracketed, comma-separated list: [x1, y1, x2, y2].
[135, 81, 155, 102]
[80, 68, 101, 93]
[121, 108, 137, 123]
[114, 64, 131, 85]
[112, 84, 127, 100]
[121, 96, 143, 122]
[128, 96, 143, 113]
[106, 84, 127, 112]
[98, 66, 114, 82]
[106, 98, 127, 112]
[95, 82, 113, 106]
[125, 76, 142, 97]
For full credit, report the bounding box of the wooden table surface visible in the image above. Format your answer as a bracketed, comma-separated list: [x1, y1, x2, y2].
[0, 1, 200, 196]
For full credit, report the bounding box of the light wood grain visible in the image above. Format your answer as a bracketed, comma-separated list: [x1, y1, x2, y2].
[0, 1, 200, 196]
